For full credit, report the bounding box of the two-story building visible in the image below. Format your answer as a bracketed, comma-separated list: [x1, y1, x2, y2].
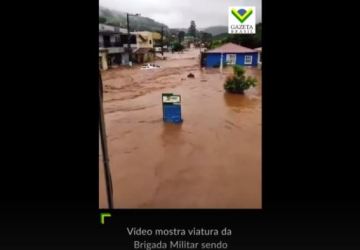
[99, 24, 161, 69]
[99, 24, 137, 70]
[130, 31, 161, 63]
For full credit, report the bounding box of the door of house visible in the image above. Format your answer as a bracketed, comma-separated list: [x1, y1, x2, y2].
[114, 54, 122, 65]
[226, 54, 237, 65]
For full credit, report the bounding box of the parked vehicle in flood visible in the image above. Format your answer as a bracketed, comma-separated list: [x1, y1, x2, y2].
[140, 63, 161, 70]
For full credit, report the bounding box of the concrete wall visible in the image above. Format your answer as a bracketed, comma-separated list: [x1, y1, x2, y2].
[99, 23, 127, 33]
[107, 47, 124, 54]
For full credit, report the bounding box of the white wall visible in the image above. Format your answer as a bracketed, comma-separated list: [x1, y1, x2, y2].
[99, 24, 114, 31]
[99, 23, 128, 33]
[107, 47, 125, 54]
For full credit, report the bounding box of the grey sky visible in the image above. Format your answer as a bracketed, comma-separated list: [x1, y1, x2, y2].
[99, 0, 262, 28]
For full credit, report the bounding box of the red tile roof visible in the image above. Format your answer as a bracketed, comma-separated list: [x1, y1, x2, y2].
[205, 42, 256, 53]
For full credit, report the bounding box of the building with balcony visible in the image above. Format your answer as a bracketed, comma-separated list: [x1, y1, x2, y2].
[130, 31, 161, 63]
[99, 24, 136, 69]
[99, 24, 163, 68]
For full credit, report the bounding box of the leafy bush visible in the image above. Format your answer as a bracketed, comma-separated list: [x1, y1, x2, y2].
[99, 16, 107, 24]
[172, 42, 184, 52]
[224, 65, 256, 94]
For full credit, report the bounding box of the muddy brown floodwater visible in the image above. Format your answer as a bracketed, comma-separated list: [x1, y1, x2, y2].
[99, 49, 261, 208]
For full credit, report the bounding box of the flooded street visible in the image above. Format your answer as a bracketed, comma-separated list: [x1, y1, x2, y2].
[99, 49, 261, 208]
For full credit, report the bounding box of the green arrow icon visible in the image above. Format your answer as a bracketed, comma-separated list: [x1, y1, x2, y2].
[231, 8, 253, 23]
[100, 212, 111, 225]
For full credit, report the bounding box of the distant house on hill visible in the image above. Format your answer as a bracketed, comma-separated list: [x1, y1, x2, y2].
[202, 43, 258, 68]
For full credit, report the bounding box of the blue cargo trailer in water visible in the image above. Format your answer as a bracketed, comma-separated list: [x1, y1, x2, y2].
[162, 93, 182, 123]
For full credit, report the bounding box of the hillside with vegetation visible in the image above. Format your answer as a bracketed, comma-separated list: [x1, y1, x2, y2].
[201, 26, 228, 36]
[209, 23, 262, 49]
[99, 6, 261, 50]
[99, 6, 168, 32]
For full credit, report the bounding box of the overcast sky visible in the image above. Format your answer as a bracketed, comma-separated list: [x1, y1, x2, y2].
[99, 0, 262, 28]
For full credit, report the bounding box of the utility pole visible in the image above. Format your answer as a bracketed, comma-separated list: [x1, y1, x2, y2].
[99, 70, 114, 209]
[161, 26, 164, 56]
[126, 13, 140, 66]
[126, 13, 131, 66]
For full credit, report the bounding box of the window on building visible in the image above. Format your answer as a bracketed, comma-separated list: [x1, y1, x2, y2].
[244, 55, 253, 64]
[149, 40, 152, 44]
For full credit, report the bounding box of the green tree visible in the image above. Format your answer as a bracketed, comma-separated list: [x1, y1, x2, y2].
[108, 21, 121, 27]
[172, 42, 184, 52]
[195, 31, 212, 48]
[178, 31, 185, 43]
[223, 23, 262, 48]
[210, 39, 223, 49]
[99, 16, 107, 24]
[210, 23, 262, 49]
[188, 20, 197, 37]
[199, 32, 212, 43]
[224, 65, 256, 94]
